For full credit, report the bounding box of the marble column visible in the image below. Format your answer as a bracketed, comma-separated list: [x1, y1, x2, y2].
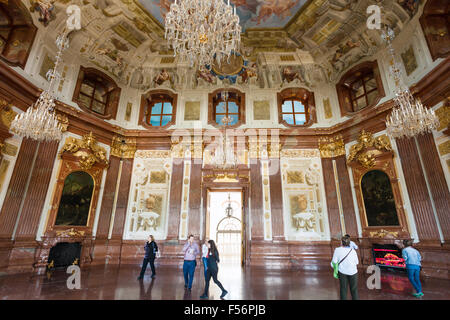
[0, 138, 38, 271]
[14, 141, 59, 242]
[321, 158, 342, 240]
[396, 137, 441, 243]
[335, 156, 358, 237]
[269, 158, 284, 241]
[95, 155, 121, 240]
[250, 159, 264, 241]
[0, 138, 38, 240]
[187, 162, 202, 238]
[416, 133, 450, 242]
[166, 159, 184, 240]
[110, 158, 134, 240]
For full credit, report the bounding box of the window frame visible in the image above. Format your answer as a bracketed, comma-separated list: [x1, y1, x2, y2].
[280, 99, 309, 126]
[139, 89, 177, 129]
[336, 61, 385, 117]
[208, 89, 245, 128]
[277, 88, 316, 127]
[214, 98, 241, 127]
[147, 99, 175, 127]
[72, 66, 121, 120]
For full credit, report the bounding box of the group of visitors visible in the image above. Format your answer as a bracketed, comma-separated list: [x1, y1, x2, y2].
[137, 233, 423, 300]
[138, 234, 228, 299]
[181, 234, 228, 299]
[331, 234, 423, 300]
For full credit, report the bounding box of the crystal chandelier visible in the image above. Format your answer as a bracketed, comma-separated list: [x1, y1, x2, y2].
[164, 0, 241, 67]
[10, 7, 81, 142]
[382, 27, 439, 139]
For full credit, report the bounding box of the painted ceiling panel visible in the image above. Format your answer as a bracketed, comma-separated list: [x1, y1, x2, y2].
[137, 0, 309, 31]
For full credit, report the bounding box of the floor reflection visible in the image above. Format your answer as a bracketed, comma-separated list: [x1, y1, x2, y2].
[0, 264, 448, 300]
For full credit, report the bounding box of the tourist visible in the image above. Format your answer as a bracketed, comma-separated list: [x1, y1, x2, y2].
[182, 234, 200, 291]
[344, 234, 359, 250]
[331, 236, 359, 300]
[200, 240, 228, 299]
[402, 239, 423, 297]
[202, 238, 209, 282]
[137, 235, 158, 280]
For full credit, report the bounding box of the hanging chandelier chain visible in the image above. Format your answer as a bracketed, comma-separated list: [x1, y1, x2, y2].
[382, 27, 439, 139]
[10, 7, 81, 142]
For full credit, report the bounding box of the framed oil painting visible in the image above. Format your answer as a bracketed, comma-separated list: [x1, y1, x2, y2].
[361, 170, 400, 226]
[55, 171, 94, 226]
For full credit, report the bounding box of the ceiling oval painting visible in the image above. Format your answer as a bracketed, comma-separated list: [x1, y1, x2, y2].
[137, 0, 309, 31]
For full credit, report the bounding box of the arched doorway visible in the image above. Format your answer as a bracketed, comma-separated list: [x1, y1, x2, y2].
[206, 191, 243, 266]
[216, 213, 242, 265]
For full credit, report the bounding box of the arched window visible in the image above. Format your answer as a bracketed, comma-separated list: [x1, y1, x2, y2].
[361, 170, 400, 227]
[281, 99, 308, 125]
[277, 88, 316, 127]
[148, 98, 174, 127]
[215, 97, 239, 126]
[139, 90, 177, 129]
[0, 0, 37, 68]
[73, 67, 121, 120]
[208, 89, 245, 128]
[336, 61, 385, 116]
[55, 171, 94, 226]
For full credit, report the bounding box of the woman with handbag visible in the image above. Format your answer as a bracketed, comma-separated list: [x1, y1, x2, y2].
[138, 235, 158, 280]
[331, 236, 359, 300]
[200, 240, 228, 299]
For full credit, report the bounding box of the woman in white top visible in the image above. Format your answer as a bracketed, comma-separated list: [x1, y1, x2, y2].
[331, 236, 359, 300]
[201, 238, 209, 282]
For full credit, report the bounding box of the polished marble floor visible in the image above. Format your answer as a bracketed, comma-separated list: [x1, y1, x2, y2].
[0, 263, 449, 300]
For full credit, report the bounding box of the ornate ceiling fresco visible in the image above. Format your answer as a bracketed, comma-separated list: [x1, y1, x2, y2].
[137, 0, 310, 31]
[27, 0, 422, 90]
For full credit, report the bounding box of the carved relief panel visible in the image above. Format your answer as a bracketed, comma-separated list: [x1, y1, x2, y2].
[280, 149, 330, 241]
[124, 150, 172, 240]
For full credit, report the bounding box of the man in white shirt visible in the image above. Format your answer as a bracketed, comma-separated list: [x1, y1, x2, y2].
[331, 236, 359, 300]
[345, 234, 359, 250]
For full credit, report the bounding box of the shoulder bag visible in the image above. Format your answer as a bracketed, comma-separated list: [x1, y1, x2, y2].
[332, 248, 353, 279]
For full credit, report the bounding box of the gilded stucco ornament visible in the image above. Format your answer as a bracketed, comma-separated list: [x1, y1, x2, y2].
[55, 228, 85, 237]
[347, 130, 392, 169]
[318, 135, 345, 158]
[60, 132, 108, 170]
[369, 229, 398, 238]
[111, 135, 136, 158]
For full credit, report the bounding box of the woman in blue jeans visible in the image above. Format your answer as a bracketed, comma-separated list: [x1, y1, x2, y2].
[402, 239, 423, 297]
